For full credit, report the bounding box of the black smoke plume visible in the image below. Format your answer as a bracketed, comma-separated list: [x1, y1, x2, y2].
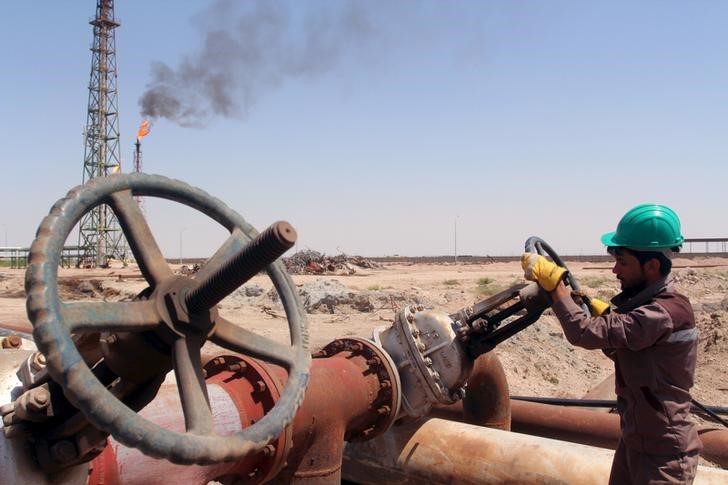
[139, 1, 374, 127]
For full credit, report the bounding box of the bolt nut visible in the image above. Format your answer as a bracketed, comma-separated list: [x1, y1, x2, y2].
[262, 444, 276, 457]
[228, 362, 246, 373]
[27, 388, 50, 412]
[254, 380, 267, 393]
[412, 329, 421, 337]
[30, 352, 47, 371]
[424, 357, 433, 367]
[416, 304, 424, 311]
[406, 313, 415, 323]
[2, 335, 22, 349]
[366, 357, 381, 366]
[247, 468, 261, 479]
[417, 342, 426, 352]
[451, 387, 467, 400]
[377, 405, 391, 416]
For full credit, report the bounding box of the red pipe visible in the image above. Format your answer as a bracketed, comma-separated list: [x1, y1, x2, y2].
[431, 352, 728, 469]
[431, 352, 510, 430]
[87, 338, 397, 485]
[511, 399, 621, 449]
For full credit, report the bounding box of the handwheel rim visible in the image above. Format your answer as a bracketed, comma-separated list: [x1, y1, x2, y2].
[26, 173, 310, 464]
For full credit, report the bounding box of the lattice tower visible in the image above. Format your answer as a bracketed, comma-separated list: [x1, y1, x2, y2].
[77, 0, 127, 267]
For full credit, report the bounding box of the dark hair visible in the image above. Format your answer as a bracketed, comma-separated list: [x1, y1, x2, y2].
[607, 246, 680, 276]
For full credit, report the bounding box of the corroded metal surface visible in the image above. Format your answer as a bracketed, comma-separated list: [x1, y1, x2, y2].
[431, 352, 511, 430]
[343, 418, 728, 484]
[698, 428, 728, 468]
[273, 338, 401, 483]
[24, 173, 310, 465]
[185, 221, 297, 314]
[0, 350, 89, 484]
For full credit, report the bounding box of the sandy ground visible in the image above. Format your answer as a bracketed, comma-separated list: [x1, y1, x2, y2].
[1, 257, 726, 408]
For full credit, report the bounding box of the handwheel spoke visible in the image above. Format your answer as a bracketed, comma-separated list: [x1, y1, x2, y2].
[173, 335, 214, 435]
[211, 317, 295, 368]
[61, 300, 161, 333]
[194, 228, 248, 283]
[108, 190, 173, 285]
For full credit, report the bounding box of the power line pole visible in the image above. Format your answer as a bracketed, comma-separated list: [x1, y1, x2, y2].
[78, 0, 127, 267]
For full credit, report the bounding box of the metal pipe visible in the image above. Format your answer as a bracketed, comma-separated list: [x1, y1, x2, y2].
[342, 417, 728, 484]
[434, 361, 728, 468]
[510, 400, 728, 469]
[272, 337, 399, 483]
[431, 352, 510, 430]
[511, 399, 621, 450]
[699, 427, 728, 468]
[87, 338, 397, 484]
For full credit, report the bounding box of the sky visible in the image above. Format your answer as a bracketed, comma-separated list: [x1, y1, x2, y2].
[1, 1, 727, 259]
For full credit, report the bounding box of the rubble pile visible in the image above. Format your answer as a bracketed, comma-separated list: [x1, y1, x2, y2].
[283, 250, 379, 275]
[176, 264, 201, 276]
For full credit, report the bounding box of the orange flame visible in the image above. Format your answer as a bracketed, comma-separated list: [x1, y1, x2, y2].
[137, 120, 150, 140]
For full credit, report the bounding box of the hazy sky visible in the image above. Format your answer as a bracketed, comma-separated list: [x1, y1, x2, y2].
[1, 1, 726, 258]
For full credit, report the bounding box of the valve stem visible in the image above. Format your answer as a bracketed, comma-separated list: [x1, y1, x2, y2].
[185, 221, 297, 314]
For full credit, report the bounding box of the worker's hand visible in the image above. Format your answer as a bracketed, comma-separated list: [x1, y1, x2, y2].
[521, 252, 568, 292]
[589, 298, 611, 316]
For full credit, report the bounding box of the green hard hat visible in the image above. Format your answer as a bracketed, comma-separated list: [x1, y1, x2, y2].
[601, 204, 684, 250]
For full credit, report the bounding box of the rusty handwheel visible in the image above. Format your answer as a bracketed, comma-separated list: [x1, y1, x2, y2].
[25, 173, 310, 464]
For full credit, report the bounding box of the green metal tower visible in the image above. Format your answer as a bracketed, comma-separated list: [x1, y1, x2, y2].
[78, 0, 127, 267]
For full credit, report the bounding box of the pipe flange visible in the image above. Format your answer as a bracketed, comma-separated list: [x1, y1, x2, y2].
[314, 337, 401, 442]
[203, 355, 292, 484]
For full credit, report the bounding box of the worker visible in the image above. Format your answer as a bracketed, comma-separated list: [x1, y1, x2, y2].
[521, 204, 700, 484]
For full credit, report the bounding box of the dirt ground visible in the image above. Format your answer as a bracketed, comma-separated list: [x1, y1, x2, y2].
[1, 257, 726, 424]
[0, 258, 728, 446]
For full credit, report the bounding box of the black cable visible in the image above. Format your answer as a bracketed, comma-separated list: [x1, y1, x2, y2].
[511, 395, 728, 418]
[691, 398, 728, 428]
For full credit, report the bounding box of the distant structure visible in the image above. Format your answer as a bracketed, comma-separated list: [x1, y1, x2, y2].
[78, 0, 127, 267]
[133, 120, 150, 212]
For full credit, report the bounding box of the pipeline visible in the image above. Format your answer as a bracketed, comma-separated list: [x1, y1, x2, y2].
[433, 353, 728, 470]
[511, 395, 728, 416]
[342, 417, 728, 484]
[430, 351, 510, 430]
[86, 337, 399, 485]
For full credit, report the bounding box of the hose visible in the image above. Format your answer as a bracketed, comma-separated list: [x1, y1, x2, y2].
[511, 396, 728, 423]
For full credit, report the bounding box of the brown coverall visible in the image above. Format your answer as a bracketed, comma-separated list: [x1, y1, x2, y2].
[552, 276, 701, 484]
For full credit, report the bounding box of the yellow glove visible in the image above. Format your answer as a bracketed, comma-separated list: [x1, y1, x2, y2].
[589, 298, 611, 316]
[521, 252, 567, 292]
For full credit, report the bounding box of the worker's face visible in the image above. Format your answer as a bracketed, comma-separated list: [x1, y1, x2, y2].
[611, 250, 646, 291]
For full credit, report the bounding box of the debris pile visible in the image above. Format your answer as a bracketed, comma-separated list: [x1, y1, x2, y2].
[176, 263, 201, 276]
[283, 250, 379, 275]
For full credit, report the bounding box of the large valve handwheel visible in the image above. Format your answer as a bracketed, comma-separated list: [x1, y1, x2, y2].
[524, 236, 592, 315]
[25, 173, 311, 464]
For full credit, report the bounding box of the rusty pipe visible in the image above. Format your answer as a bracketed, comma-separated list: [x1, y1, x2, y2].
[432, 354, 728, 469]
[511, 399, 621, 449]
[87, 338, 398, 485]
[342, 417, 728, 484]
[271, 337, 399, 484]
[698, 427, 728, 468]
[431, 352, 510, 430]
[510, 400, 728, 468]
